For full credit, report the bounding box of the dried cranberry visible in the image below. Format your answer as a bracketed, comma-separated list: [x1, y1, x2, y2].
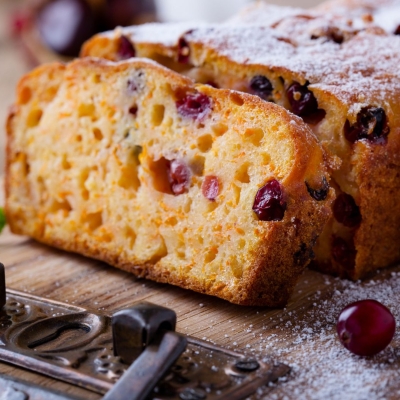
[252, 179, 286, 221]
[331, 236, 356, 270]
[167, 160, 190, 195]
[202, 176, 219, 201]
[250, 75, 273, 101]
[333, 193, 361, 228]
[176, 92, 211, 121]
[178, 37, 190, 63]
[305, 177, 329, 201]
[337, 299, 396, 356]
[118, 35, 136, 60]
[395, 25, 400, 35]
[129, 105, 138, 116]
[344, 107, 389, 143]
[37, 0, 96, 57]
[287, 82, 319, 117]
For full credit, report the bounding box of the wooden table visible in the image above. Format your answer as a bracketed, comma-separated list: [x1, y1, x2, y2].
[1, 175, 400, 399]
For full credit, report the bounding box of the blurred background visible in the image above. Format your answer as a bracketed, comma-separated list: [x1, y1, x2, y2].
[0, 0, 325, 174]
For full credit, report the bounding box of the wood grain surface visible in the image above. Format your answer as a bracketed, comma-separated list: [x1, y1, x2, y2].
[1, 175, 400, 399]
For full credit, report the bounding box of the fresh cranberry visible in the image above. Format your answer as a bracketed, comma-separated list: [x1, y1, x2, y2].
[287, 82, 319, 117]
[337, 299, 396, 356]
[202, 176, 219, 201]
[344, 107, 389, 143]
[333, 193, 361, 228]
[167, 160, 190, 195]
[252, 179, 286, 221]
[305, 177, 329, 201]
[37, 0, 96, 57]
[249, 75, 273, 101]
[331, 236, 356, 270]
[176, 92, 211, 121]
[178, 37, 190, 63]
[118, 35, 136, 60]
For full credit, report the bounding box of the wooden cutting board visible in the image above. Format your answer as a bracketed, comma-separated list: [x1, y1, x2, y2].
[0, 176, 399, 399]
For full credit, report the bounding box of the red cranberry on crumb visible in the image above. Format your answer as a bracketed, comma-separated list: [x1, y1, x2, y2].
[252, 179, 286, 221]
[176, 92, 212, 121]
[167, 160, 190, 195]
[202, 176, 219, 201]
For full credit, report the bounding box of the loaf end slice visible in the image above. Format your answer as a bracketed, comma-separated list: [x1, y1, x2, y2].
[6, 58, 333, 306]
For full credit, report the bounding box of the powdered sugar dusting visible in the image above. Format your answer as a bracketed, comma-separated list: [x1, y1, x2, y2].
[232, 268, 400, 399]
[186, 25, 400, 108]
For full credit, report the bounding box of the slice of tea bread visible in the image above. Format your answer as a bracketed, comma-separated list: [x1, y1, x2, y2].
[6, 58, 333, 306]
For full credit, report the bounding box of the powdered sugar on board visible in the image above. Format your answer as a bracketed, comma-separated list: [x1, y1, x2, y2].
[232, 268, 400, 399]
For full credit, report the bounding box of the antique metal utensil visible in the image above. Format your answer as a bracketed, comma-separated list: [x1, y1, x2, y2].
[0, 262, 290, 399]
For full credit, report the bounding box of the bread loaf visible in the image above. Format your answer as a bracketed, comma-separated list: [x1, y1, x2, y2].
[81, 21, 400, 280]
[6, 58, 333, 306]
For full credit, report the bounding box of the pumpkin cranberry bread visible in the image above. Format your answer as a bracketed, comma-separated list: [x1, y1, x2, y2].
[5, 58, 333, 306]
[81, 25, 400, 281]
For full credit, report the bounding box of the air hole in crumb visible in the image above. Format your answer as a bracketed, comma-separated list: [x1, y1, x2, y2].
[148, 157, 172, 195]
[118, 160, 140, 191]
[189, 155, 205, 176]
[93, 74, 101, 84]
[19, 87, 32, 104]
[49, 198, 72, 214]
[79, 169, 90, 200]
[76, 135, 82, 142]
[61, 155, 71, 170]
[78, 104, 96, 117]
[151, 104, 165, 126]
[125, 226, 136, 249]
[197, 236, 204, 245]
[206, 201, 218, 213]
[44, 86, 59, 102]
[238, 239, 246, 249]
[26, 109, 43, 128]
[197, 134, 213, 153]
[232, 183, 241, 206]
[230, 92, 244, 106]
[78, 103, 95, 118]
[183, 198, 192, 213]
[244, 128, 264, 146]
[16, 152, 30, 176]
[204, 248, 217, 263]
[235, 163, 250, 183]
[262, 153, 271, 165]
[229, 256, 242, 279]
[82, 211, 103, 231]
[212, 123, 228, 137]
[93, 128, 103, 141]
[165, 216, 178, 226]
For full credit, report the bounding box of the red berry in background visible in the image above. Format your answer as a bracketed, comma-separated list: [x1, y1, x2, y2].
[337, 299, 396, 356]
[37, 0, 96, 57]
[202, 176, 219, 201]
[104, 0, 156, 29]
